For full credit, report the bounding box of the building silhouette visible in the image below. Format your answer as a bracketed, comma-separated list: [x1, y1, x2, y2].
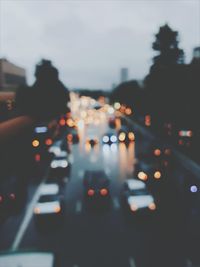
[120, 68, 129, 83]
[0, 58, 26, 92]
[192, 47, 200, 61]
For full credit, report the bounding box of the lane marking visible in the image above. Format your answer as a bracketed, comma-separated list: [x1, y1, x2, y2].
[129, 257, 137, 267]
[11, 167, 50, 251]
[113, 197, 120, 210]
[75, 201, 82, 213]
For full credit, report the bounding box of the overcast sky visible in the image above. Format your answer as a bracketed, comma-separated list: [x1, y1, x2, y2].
[0, 0, 199, 90]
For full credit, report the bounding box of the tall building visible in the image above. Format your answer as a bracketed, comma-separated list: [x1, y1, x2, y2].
[0, 58, 26, 92]
[192, 47, 200, 60]
[120, 68, 128, 83]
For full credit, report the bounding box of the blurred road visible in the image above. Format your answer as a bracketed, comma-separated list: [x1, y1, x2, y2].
[0, 98, 199, 267]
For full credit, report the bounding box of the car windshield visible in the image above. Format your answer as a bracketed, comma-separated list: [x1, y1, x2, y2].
[39, 195, 58, 203]
[130, 189, 149, 196]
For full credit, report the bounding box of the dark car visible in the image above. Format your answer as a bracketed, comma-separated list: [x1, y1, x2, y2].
[117, 126, 135, 143]
[83, 171, 111, 207]
[0, 176, 26, 220]
[134, 158, 163, 183]
[66, 129, 79, 143]
[102, 131, 118, 145]
[49, 151, 70, 182]
[86, 135, 99, 147]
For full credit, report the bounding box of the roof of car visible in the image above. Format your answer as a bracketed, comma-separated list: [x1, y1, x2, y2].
[84, 171, 109, 187]
[40, 184, 59, 195]
[125, 179, 146, 190]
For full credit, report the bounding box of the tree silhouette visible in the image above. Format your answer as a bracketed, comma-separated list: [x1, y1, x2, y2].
[111, 80, 143, 116]
[152, 24, 184, 67]
[16, 59, 70, 120]
[145, 24, 186, 131]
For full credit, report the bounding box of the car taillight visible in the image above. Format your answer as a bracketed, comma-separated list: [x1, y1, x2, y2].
[67, 134, 73, 142]
[9, 193, 16, 200]
[34, 207, 40, 214]
[35, 153, 41, 162]
[154, 149, 161, 156]
[87, 189, 95, 197]
[148, 203, 156, 211]
[0, 195, 3, 203]
[45, 138, 53, 146]
[130, 204, 138, 212]
[164, 148, 171, 156]
[59, 118, 66, 126]
[100, 188, 108, 196]
[54, 206, 61, 213]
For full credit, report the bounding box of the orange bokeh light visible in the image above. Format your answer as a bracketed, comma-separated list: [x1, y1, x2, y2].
[32, 139, 40, 147]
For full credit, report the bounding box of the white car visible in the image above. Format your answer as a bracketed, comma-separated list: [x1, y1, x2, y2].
[34, 184, 63, 226]
[0, 251, 56, 267]
[122, 179, 156, 214]
[48, 141, 62, 156]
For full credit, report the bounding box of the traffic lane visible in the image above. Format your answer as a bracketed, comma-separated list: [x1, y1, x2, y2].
[65, 113, 190, 266]
[0, 212, 25, 251]
[0, 179, 45, 251]
[17, 133, 139, 266]
[17, 144, 158, 267]
[13, 124, 186, 266]
[0, 151, 52, 251]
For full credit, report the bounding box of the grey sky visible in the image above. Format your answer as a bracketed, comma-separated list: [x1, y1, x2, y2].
[0, 0, 199, 90]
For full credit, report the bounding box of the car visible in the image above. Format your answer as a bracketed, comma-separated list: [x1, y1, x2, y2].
[83, 171, 111, 207]
[102, 131, 118, 145]
[66, 129, 79, 143]
[0, 176, 26, 220]
[121, 179, 156, 215]
[34, 184, 64, 227]
[48, 140, 62, 156]
[0, 251, 58, 267]
[85, 135, 99, 147]
[32, 125, 54, 151]
[108, 116, 117, 128]
[134, 158, 163, 183]
[117, 126, 135, 143]
[49, 151, 70, 180]
[152, 145, 173, 170]
[177, 129, 193, 148]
